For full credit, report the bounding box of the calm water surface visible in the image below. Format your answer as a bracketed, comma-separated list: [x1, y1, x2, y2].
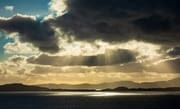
[0, 91, 180, 109]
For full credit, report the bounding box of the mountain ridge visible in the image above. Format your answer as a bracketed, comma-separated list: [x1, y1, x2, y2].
[1, 83, 180, 91]
[0, 83, 49, 91]
[38, 78, 180, 90]
[0, 78, 180, 91]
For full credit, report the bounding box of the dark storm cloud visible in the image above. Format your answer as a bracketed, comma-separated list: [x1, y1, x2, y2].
[52, 0, 180, 45]
[133, 15, 172, 33]
[167, 47, 180, 57]
[0, 0, 180, 53]
[0, 15, 59, 53]
[27, 49, 136, 66]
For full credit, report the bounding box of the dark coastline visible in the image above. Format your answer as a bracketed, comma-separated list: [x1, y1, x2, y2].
[1, 83, 180, 92]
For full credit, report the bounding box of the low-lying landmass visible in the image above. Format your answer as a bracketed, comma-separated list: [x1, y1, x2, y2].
[0, 83, 49, 91]
[38, 78, 180, 90]
[0, 83, 180, 92]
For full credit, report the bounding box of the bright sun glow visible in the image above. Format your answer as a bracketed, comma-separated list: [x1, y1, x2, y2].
[57, 39, 162, 62]
[49, 0, 67, 16]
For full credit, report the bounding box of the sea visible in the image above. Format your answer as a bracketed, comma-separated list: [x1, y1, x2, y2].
[0, 91, 180, 109]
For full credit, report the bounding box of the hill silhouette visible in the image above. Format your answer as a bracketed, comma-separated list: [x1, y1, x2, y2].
[0, 83, 180, 91]
[0, 83, 49, 91]
[38, 78, 180, 90]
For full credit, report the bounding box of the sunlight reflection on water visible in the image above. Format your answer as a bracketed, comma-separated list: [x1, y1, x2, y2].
[0, 91, 180, 97]
[46, 92, 136, 97]
[0, 91, 180, 109]
[44, 91, 180, 97]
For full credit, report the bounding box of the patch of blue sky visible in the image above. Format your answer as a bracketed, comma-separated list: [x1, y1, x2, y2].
[0, 0, 50, 17]
[0, 34, 14, 61]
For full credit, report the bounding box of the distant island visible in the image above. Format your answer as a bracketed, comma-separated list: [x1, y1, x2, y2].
[0, 83, 180, 92]
[0, 83, 50, 91]
[0, 84, 95, 91]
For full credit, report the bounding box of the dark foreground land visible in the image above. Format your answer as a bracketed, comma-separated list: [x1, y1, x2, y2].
[0, 92, 180, 109]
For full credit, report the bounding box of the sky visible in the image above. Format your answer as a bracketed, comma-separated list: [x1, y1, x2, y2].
[0, 0, 180, 88]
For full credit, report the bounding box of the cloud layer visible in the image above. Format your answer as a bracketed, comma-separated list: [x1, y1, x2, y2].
[0, 0, 180, 53]
[27, 49, 136, 66]
[1, 54, 179, 85]
[53, 0, 180, 45]
[4, 6, 14, 11]
[0, 14, 59, 53]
